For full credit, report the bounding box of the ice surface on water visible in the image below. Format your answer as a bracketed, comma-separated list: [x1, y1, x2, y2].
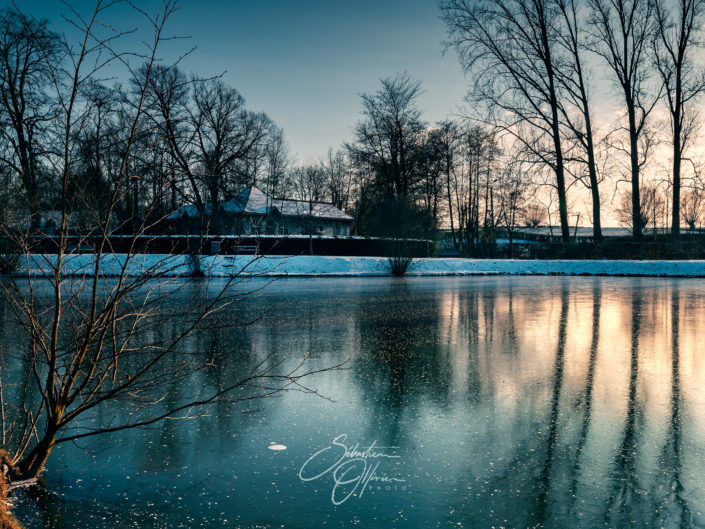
[7, 276, 705, 528]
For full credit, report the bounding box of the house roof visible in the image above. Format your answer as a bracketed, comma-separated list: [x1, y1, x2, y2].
[167, 186, 354, 222]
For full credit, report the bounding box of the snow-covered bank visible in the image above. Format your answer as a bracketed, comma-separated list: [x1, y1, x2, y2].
[10, 254, 705, 278]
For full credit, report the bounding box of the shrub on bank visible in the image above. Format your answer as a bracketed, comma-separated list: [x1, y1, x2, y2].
[388, 255, 414, 276]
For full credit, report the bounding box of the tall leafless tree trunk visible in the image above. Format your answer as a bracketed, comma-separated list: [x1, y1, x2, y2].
[588, 0, 659, 240]
[653, 0, 705, 242]
[554, 0, 604, 241]
[441, 0, 572, 242]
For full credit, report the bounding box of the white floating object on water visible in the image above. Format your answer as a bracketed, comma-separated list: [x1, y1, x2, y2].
[268, 443, 287, 451]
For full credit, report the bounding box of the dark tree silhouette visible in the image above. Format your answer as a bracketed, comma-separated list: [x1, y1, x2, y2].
[653, 0, 705, 242]
[441, 0, 572, 242]
[588, 0, 660, 240]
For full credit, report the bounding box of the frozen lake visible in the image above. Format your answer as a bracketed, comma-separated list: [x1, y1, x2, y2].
[9, 276, 705, 528]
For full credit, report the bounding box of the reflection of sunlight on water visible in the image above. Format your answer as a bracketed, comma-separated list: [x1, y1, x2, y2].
[422, 278, 705, 527]
[9, 276, 705, 528]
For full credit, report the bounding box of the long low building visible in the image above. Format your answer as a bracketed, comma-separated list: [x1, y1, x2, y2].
[166, 186, 354, 236]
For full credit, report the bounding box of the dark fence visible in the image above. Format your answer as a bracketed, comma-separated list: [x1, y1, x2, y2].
[18, 235, 434, 258]
[527, 239, 705, 260]
[11, 234, 705, 260]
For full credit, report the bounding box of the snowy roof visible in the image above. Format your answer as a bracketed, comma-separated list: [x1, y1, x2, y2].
[167, 186, 354, 222]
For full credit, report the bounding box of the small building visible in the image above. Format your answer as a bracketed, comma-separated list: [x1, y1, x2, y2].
[167, 186, 354, 236]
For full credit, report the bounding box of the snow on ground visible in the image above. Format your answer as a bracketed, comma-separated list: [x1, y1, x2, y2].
[10, 254, 705, 278]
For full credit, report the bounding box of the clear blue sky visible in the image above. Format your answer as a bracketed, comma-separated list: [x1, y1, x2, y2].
[13, 0, 469, 162]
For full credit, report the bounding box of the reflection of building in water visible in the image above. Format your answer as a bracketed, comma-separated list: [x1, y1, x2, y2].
[167, 186, 354, 236]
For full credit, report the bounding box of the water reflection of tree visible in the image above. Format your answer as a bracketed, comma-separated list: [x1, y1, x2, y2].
[453, 285, 482, 405]
[350, 282, 457, 444]
[604, 289, 647, 527]
[440, 284, 572, 528]
[533, 287, 569, 526]
[504, 282, 518, 348]
[653, 289, 691, 528]
[568, 283, 601, 511]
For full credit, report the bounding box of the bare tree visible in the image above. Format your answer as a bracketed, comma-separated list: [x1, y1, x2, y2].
[0, 1, 340, 486]
[0, 8, 60, 214]
[418, 128, 446, 221]
[615, 183, 666, 233]
[588, 0, 660, 240]
[680, 188, 705, 229]
[346, 73, 439, 239]
[140, 64, 208, 228]
[553, 0, 605, 241]
[192, 79, 272, 232]
[324, 148, 352, 212]
[496, 155, 535, 257]
[437, 123, 496, 254]
[347, 73, 426, 201]
[263, 125, 291, 199]
[524, 203, 548, 228]
[460, 125, 493, 251]
[653, 0, 705, 241]
[290, 163, 326, 254]
[440, 0, 572, 242]
[431, 121, 463, 249]
[140, 68, 275, 234]
[71, 81, 127, 226]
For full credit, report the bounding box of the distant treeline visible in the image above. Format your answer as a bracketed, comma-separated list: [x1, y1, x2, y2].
[3, 1, 705, 257]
